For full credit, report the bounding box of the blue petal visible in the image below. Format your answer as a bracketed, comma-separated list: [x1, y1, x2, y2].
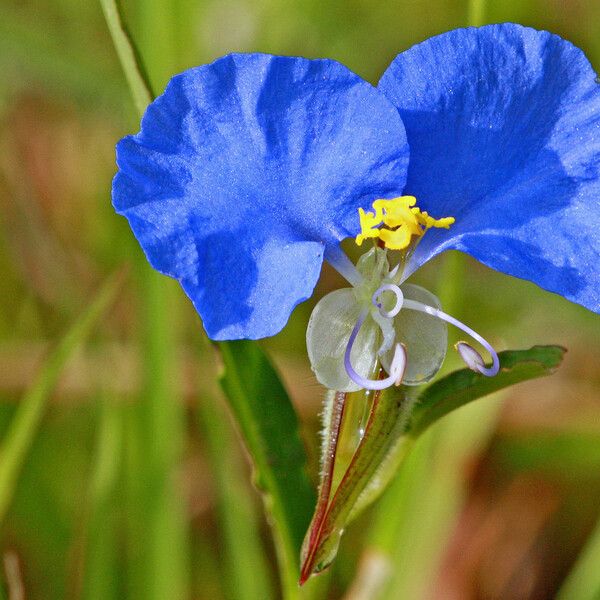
[379, 24, 600, 313]
[114, 53, 409, 339]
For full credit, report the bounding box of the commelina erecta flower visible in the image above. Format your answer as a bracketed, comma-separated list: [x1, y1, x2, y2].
[113, 24, 600, 392]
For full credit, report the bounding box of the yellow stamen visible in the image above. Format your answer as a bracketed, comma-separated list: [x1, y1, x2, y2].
[378, 226, 414, 250]
[355, 196, 455, 251]
[355, 206, 383, 246]
[412, 209, 455, 230]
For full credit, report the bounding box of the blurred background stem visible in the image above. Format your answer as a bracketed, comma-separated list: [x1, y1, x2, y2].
[82, 396, 123, 600]
[123, 271, 189, 599]
[99, 2, 190, 597]
[468, 0, 486, 27]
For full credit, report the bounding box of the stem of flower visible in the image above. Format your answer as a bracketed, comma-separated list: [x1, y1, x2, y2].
[468, 0, 485, 27]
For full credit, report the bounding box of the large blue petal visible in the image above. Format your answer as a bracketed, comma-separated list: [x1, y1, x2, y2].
[114, 53, 409, 339]
[379, 24, 600, 313]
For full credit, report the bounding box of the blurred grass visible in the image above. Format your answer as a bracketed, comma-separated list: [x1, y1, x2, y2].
[81, 396, 123, 600]
[197, 391, 274, 600]
[0, 271, 121, 527]
[100, 2, 191, 597]
[122, 272, 189, 599]
[0, 0, 599, 598]
[557, 514, 600, 600]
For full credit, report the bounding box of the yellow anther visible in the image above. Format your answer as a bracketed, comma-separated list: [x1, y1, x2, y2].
[378, 226, 414, 250]
[355, 196, 454, 251]
[356, 206, 384, 246]
[412, 209, 455, 230]
[373, 197, 422, 234]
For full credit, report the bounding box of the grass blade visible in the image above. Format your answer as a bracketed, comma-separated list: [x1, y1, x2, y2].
[0, 270, 123, 526]
[124, 271, 189, 600]
[99, 0, 154, 114]
[557, 516, 600, 600]
[82, 396, 124, 600]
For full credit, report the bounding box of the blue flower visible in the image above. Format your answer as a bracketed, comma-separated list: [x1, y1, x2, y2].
[378, 24, 600, 313]
[113, 24, 600, 387]
[113, 53, 409, 340]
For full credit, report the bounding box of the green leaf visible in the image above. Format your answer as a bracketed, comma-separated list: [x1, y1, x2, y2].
[217, 340, 315, 599]
[300, 385, 413, 581]
[354, 345, 567, 519]
[409, 345, 566, 437]
[0, 270, 123, 526]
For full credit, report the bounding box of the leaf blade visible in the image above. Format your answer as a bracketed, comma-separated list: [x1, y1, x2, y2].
[410, 345, 566, 437]
[217, 340, 315, 598]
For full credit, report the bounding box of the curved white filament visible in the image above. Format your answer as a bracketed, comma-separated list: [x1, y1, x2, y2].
[402, 299, 500, 376]
[344, 309, 407, 390]
[372, 284, 404, 318]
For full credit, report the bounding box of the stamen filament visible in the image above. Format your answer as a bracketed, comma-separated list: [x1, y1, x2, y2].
[402, 299, 500, 376]
[344, 309, 407, 390]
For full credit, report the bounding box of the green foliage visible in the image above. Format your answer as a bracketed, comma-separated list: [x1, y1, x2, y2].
[1, 0, 599, 598]
[218, 341, 315, 598]
[0, 271, 122, 527]
[300, 346, 566, 582]
[410, 345, 567, 437]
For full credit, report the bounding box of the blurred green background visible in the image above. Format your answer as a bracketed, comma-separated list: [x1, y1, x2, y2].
[1, 0, 600, 598]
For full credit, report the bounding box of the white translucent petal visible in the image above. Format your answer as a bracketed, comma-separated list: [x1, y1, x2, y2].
[306, 288, 379, 392]
[381, 284, 447, 386]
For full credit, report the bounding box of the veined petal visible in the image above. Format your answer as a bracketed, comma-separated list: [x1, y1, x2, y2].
[379, 24, 600, 313]
[114, 53, 409, 339]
